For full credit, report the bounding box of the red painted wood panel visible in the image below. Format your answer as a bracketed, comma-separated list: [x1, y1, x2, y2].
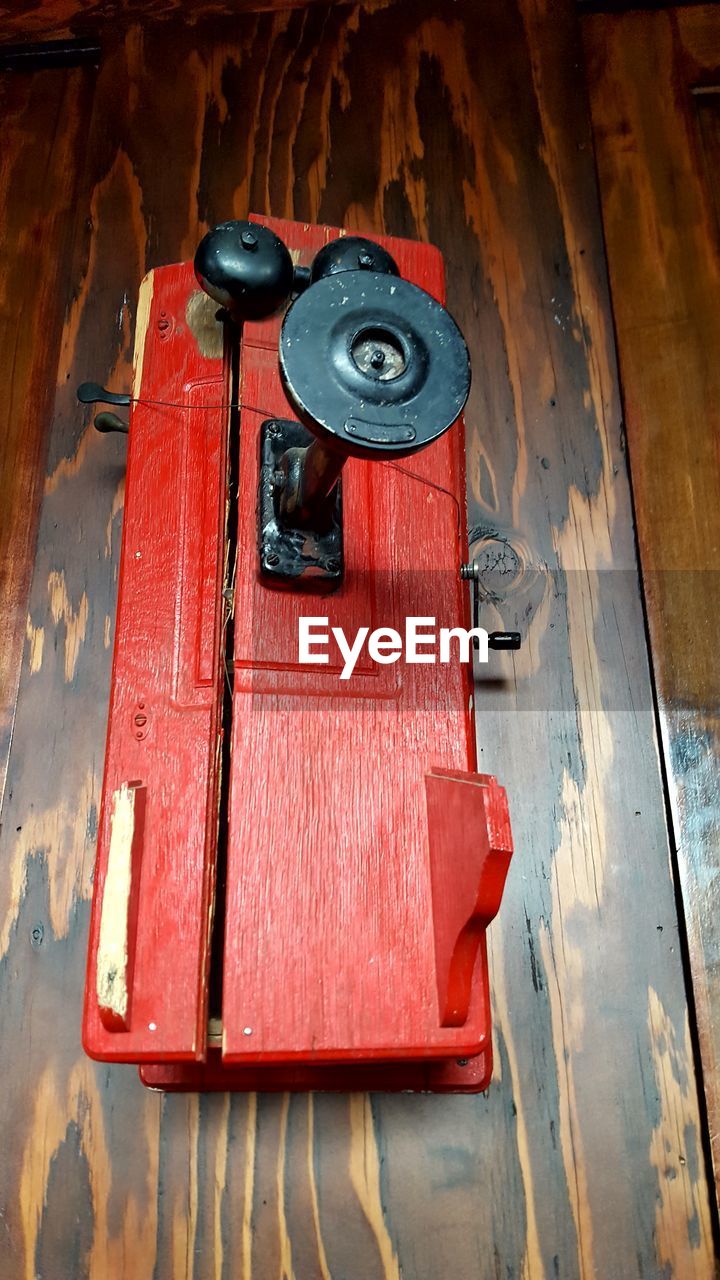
[426, 770, 512, 1028]
[140, 1046, 492, 1092]
[221, 219, 508, 1064]
[83, 265, 228, 1061]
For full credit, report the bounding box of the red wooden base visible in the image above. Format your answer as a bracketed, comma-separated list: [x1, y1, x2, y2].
[140, 1051, 492, 1094]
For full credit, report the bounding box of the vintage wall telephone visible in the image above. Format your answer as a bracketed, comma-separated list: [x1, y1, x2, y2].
[79, 215, 514, 1092]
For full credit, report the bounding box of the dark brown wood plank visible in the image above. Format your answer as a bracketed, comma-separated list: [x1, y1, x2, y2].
[584, 3, 720, 1200]
[0, 3, 714, 1275]
[0, 0, 349, 46]
[0, 64, 94, 811]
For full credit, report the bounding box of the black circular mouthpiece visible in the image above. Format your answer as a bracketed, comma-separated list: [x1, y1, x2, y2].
[194, 219, 294, 321]
[279, 270, 471, 461]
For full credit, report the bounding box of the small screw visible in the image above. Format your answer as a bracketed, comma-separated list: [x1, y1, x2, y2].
[370, 349, 386, 369]
[134, 713, 147, 727]
[456, 1058, 469, 1067]
[358, 251, 374, 268]
[326, 558, 340, 572]
[266, 552, 280, 567]
[30, 924, 44, 948]
[459, 562, 479, 580]
[241, 230, 258, 250]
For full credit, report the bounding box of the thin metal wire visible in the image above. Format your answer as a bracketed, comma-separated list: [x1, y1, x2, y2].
[383, 460, 463, 536]
[118, 393, 464, 534]
[127, 395, 278, 415]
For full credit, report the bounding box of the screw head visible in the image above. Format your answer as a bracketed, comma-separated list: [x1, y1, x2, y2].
[358, 251, 374, 269]
[370, 348, 386, 369]
[266, 552, 280, 567]
[241, 229, 258, 250]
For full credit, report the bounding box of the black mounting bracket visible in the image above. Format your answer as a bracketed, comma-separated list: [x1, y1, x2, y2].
[258, 420, 343, 590]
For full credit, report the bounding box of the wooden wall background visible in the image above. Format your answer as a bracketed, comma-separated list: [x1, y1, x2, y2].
[584, 2, 720, 1206]
[0, 0, 344, 44]
[0, 64, 93, 810]
[0, 1, 716, 1275]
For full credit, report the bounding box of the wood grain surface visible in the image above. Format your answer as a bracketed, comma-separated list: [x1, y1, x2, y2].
[0, 2, 716, 1275]
[584, 4, 720, 1204]
[0, 64, 93, 812]
[0, 0, 349, 46]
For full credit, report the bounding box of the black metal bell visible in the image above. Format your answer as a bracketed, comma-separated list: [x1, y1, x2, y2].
[194, 219, 294, 321]
[310, 236, 400, 282]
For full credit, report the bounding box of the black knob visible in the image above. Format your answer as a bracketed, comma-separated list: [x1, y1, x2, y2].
[77, 381, 131, 407]
[194, 219, 294, 321]
[310, 236, 399, 283]
[94, 412, 128, 435]
[488, 631, 522, 651]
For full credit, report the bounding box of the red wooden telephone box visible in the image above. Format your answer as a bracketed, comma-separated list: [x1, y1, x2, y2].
[82, 215, 513, 1092]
